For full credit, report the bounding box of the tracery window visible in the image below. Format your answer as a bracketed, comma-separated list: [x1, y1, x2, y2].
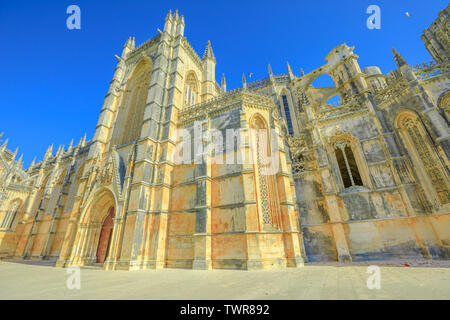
[111, 61, 152, 146]
[439, 91, 450, 118]
[401, 117, 450, 204]
[1, 201, 20, 230]
[251, 115, 281, 229]
[184, 72, 199, 107]
[334, 141, 363, 188]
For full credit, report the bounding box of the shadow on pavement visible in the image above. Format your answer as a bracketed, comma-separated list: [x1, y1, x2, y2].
[1, 259, 57, 267]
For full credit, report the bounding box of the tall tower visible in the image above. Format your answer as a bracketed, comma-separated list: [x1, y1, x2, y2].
[421, 4, 449, 64]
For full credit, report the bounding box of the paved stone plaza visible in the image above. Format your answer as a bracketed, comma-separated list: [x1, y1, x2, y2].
[0, 260, 449, 300]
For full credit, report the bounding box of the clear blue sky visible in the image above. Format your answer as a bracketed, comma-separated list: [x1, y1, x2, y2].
[0, 0, 447, 166]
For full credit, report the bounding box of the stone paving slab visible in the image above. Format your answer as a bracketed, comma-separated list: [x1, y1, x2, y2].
[0, 260, 449, 300]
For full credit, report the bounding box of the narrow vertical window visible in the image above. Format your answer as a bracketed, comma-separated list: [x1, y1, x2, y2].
[281, 95, 294, 135]
[185, 86, 189, 105]
[188, 86, 192, 106]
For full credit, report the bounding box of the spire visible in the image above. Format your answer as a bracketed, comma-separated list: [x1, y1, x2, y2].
[392, 47, 407, 68]
[301, 68, 305, 76]
[12, 147, 18, 160]
[174, 9, 179, 21]
[122, 36, 134, 58]
[1, 138, 8, 152]
[68, 139, 74, 150]
[176, 13, 185, 37]
[164, 9, 175, 35]
[82, 133, 86, 147]
[124, 37, 133, 48]
[203, 40, 216, 62]
[287, 61, 294, 80]
[242, 73, 247, 89]
[30, 157, 36, 167]
[16, 154, 23, 170]
[221, 74, 227, 93]
[56, 145, 64, 157]
[44, 144, 53, 160]
[165, 9, 172, 22]
[268, 64, 274, 82]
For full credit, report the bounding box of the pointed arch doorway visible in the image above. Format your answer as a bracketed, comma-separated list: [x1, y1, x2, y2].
[96, 207, 115, 263]
[70, 188, 118, 267]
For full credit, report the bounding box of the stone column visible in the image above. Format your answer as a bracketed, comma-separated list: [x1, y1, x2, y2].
[275, 126, 304, 267]
[55, 218, 78, 267]
[193, 121, 212, 270]
[104, 217, 124, 270]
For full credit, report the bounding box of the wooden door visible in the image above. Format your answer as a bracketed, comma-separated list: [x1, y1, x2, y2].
[96, 207, 115, 263]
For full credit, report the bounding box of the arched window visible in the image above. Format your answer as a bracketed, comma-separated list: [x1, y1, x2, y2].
[438, 91, 450, 119]
[250, 115, 281, 230]
[111, 60, 153, 146]
[397, 114, 450, 205]
[184, 72, 199, 107]
[439, 91, 449, 108]
[1, 201, 20, 230]
[334, 140, 363, 189]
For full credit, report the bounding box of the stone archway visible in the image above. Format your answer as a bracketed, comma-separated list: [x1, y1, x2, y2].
[70, 188, 117, 266]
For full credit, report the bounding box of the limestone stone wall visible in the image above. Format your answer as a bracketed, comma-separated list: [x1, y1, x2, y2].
[0, 7, 448, 270]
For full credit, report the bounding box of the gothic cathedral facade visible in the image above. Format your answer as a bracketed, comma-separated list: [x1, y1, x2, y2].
[0, 6, 449, 270]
